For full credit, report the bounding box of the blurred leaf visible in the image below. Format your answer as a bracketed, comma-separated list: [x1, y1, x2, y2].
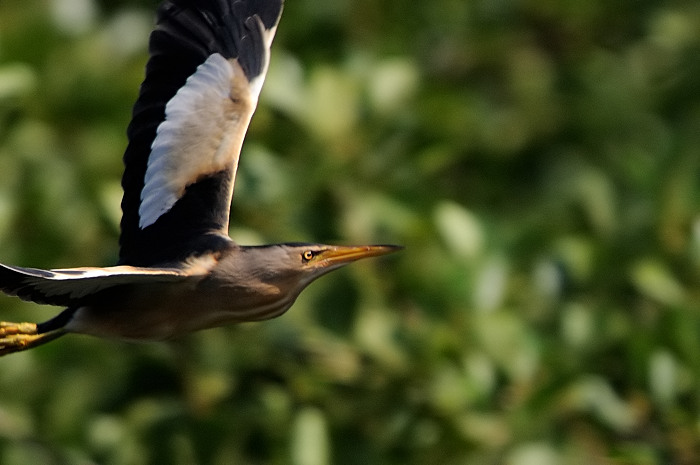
[434, 201, 485, 261]
[292, 407, 330, 465]
[564, 376, 639, 433]
[0, 64, 36, 99]
[631, 258, 685, 306]
[506, 442, 560, 465]
[648, 349, 677, 407]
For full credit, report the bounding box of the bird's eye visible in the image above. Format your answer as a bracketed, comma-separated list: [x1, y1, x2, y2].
[302, 250, 315, 262]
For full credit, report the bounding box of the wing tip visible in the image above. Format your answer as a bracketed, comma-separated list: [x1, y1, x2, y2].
[235, 0, 284, 31]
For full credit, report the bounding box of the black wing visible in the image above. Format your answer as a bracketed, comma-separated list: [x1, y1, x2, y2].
[119, 0, 283, 266]
[0, 264, 194, 307]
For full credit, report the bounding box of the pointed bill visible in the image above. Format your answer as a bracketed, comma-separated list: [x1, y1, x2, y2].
[317, 245, 403, 267]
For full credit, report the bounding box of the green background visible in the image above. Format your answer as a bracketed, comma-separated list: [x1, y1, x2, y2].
[1, 0, 699, 463]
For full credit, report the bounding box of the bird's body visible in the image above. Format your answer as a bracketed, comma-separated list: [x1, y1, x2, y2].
[0, 0, 399, 355]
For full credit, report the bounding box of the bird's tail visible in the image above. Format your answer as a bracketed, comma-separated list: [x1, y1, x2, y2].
[0, 321, 66, 356]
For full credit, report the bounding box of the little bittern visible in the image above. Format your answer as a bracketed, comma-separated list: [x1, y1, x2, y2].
[0, 0, 399, 355]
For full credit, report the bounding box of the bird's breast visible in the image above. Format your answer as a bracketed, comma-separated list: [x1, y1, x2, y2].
[66, 277, 297, 341]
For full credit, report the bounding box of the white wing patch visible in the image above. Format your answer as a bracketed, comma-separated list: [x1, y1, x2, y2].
[139, 52, 259, 229]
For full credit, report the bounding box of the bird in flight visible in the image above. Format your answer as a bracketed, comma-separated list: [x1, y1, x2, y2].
[0, 0, 399, 356]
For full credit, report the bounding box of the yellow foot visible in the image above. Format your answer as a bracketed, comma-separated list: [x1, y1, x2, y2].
[0, 321, 64, 356]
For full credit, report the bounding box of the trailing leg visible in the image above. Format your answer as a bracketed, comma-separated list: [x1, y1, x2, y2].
[0, 308, 74, 356]
[0, 321, 65, 355]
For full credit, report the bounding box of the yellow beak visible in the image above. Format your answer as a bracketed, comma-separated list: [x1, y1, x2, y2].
[319, 245, 402, 267]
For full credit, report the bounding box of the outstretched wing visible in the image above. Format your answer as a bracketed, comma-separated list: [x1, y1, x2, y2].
[0, 263, 199, 307]
[119, 0, 284, 266]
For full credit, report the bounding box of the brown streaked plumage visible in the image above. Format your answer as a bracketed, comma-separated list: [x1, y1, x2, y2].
[0, 0, 400, 356]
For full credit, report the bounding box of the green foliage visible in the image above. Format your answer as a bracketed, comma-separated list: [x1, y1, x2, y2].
[1, 0, 699, 463]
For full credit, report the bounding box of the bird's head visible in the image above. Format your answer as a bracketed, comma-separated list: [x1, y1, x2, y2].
[243, 243, 402, 289]
[210, 243, 401, 321]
